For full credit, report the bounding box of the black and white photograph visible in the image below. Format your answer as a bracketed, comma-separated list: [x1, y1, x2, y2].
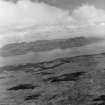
[0, 0, 105, 105]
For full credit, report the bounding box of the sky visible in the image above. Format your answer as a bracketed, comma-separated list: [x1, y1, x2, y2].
[4, 0, 105, 10]
[0, 0, 105, 47]
[40, 0, 105, 10]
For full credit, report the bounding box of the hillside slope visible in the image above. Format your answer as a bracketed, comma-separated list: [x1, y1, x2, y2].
[0, 52, 105, 105]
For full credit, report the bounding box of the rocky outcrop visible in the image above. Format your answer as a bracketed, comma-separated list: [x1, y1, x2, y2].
[7, 84, 36, 91]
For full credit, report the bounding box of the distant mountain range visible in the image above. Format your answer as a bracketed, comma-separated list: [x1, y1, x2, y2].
[0, 36, 102, 57]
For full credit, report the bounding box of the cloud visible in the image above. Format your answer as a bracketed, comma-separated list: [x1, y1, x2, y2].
[0, 0, 71, 29]
[70, 4, 105, 35]
[73, 4, 105, 26]
[0, 0, 105, 31]
[0, 0, 105, 47]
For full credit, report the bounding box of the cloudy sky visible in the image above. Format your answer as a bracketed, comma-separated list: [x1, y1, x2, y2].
[0, 0, 105, 47]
